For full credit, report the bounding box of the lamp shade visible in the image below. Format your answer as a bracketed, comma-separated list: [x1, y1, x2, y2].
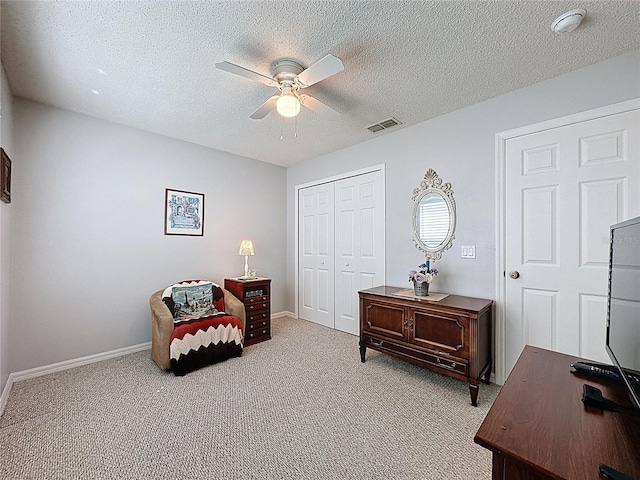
[238, 240, 255, 256]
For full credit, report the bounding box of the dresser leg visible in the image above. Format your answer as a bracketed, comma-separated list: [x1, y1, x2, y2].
[359, 344, 366, 362]
[469, 383, 479, 407]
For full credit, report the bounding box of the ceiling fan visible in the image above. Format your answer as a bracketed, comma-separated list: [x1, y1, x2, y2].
[215, 54, 344, 120]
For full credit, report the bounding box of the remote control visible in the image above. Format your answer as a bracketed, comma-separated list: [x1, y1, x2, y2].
[571, 362, 640, 386]
[571, 361, 622, 380]
[599, 463, 636, 480]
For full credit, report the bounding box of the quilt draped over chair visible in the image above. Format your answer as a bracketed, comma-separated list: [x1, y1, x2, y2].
[149, 280, 245, 375]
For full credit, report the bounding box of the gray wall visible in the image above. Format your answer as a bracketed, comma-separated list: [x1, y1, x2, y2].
[286, 50, 640, 309]
[9, 100, 286, 373]
[0, 64, 14, 392]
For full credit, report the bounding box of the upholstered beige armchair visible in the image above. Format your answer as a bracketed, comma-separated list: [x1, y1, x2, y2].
[149, 287, 246, 370]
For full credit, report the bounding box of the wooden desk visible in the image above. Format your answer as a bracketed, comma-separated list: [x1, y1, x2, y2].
[474, 346, 640, 480]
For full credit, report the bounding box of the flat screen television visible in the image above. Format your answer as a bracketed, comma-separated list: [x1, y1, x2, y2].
[605, 215, 640, 409]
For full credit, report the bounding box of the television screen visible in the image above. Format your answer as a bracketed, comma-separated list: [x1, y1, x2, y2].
[606, 216, 640, 409]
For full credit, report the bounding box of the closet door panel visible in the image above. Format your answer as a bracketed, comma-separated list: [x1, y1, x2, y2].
[335, 172, 385, 335]
[298, 182, 335, 328]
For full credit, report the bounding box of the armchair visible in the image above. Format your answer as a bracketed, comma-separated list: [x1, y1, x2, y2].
[150, 281, 246, 373]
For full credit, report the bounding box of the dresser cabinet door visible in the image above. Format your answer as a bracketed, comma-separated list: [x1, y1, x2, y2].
[362, 299, 406, 340]
[410, 308, 470, 359]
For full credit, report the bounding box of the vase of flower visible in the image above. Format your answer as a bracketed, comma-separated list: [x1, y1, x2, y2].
[408, 262, 439, 297]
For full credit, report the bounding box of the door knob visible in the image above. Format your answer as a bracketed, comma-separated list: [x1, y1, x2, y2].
[509, 270, 520, 279]
[346, 263, 350, 267]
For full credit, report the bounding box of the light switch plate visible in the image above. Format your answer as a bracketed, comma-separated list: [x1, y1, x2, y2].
[461, 245, 476, 259]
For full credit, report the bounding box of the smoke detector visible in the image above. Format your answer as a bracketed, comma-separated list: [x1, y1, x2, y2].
[551, 9, 586, 33]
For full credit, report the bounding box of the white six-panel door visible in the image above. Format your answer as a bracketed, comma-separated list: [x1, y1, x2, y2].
[298, 168, 385, 334]
[504, 105, 639, 377]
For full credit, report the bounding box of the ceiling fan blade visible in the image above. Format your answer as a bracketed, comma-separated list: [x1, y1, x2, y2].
[296, 54, 344, 87]
[215, 61, 275, 86]
[249, 95, 279, 119]
[299, 94, 341, 120]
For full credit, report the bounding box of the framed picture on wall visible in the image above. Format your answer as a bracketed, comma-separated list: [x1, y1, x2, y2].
[1, 148, 11, 204]
[164, 188, 204, 236]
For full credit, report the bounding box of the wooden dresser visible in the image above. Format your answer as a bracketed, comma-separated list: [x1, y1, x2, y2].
[475, 346, 640, 479]
[224, 277, 271, 346]
[359, 285, 493, 406]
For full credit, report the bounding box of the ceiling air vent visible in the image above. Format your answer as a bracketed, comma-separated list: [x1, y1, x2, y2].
[367, 117, 402, 133]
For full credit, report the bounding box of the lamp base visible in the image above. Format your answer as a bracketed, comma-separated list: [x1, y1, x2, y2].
[237, 275, 257, 281]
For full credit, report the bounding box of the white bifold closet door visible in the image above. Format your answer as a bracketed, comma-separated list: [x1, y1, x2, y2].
[299, 170, 385, 335]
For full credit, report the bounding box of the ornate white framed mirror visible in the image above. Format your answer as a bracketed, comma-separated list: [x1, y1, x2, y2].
[411, 169, 456, 260]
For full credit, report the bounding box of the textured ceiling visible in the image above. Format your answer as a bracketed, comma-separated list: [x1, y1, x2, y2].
[2, 1, 639, 167]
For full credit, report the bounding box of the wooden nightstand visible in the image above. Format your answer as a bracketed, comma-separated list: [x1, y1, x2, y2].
[224, 277, 271, 346]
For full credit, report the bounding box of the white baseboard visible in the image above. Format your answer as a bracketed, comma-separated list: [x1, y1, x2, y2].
[272, 310, 295, 319]
[0, 342, 151, 416]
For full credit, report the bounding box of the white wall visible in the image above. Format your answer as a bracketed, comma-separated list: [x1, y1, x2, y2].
[286, 50, 640, 308]
[0, 64, 14, 392]
[10, 100, 286, 373]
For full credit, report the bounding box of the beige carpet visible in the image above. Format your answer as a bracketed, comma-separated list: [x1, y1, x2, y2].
[0, 316, 500, 479]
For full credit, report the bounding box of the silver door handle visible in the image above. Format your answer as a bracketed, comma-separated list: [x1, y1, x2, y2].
[509, 270, 520, 279]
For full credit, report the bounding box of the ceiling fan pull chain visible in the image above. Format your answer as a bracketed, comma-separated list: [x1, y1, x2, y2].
[280, 116, 284, 141]
[294, 115, 298, 138]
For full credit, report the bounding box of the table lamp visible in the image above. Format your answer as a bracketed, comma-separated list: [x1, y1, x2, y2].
[238, 240, 255, 279]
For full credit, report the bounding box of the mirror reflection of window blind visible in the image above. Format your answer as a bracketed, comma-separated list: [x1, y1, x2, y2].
[419, 197, 449, 247]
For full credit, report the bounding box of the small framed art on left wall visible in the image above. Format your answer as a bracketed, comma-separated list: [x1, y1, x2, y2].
[1, 148, 11, 204]
[164, 188, 204, 236]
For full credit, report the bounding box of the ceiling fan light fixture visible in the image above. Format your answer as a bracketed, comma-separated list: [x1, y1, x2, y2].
[276, 90, 300, 118]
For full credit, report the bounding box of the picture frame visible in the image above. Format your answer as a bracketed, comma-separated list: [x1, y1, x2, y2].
[164, 188, 204, 236]
[1, 148, 11, 204]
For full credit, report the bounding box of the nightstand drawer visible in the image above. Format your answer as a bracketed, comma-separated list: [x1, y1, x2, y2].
[245, 328, 269, 342]
[246, 301, 268, 311]
[248, 310, 269, 322]
[246, 295, 268, 304]
[247, 318, 270, 331]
